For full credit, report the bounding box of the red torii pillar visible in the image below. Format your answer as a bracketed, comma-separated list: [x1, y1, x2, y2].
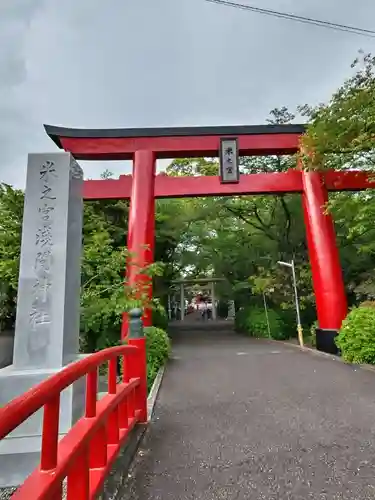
[302, 171, 347, 353]
[121, 150, 156, 339]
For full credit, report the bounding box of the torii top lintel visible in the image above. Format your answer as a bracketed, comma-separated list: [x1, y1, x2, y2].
[44, 123, 375, 199]
[44, 123, 306, 160]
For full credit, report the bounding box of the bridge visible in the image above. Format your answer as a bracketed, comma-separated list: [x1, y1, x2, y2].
[3, 319, 375, 498]
[1, 124, 375, 498]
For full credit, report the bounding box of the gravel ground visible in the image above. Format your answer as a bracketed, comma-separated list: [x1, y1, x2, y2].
[122, 328, 375, 499]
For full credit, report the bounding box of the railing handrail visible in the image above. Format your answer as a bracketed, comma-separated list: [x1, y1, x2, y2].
[0, 344, 138, 440]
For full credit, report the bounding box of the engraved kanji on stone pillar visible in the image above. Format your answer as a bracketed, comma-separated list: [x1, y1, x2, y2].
[13, 153, 83, 369]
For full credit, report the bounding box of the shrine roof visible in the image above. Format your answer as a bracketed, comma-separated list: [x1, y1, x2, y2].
[44, 124, 306, 149]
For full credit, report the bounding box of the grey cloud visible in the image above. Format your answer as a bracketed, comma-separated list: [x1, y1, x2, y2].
[0, 0, 45, 184]
[1, 0, 375, 187]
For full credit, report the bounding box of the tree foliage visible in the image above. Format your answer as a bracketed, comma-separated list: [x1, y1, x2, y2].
[0, 183, 176, 352]
[336, 306, 375, 364]
[164, 109, 317, 330]
[300, 51, 375, 171]
[163, 98, 375, 334]
[298, 52, 375, 306]
[235, 305, 288, 340]
[0, 184, 24, 330]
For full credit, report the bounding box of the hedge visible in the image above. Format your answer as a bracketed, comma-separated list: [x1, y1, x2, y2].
[145, 326, 171, 390]
[235, 305, 289, 340]
[335, 306, 375, 364]
[152, 306, 169, 331]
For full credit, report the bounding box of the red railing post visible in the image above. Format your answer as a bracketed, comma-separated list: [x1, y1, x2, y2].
[67, 447, 89, 500]
[107, 358, 120, 445]
[40, 395, 60, 472]
[131, 338, 147, 422]
[85, 369, 98, 418]
[118, 355, 129, 429]
[89, 425, 108, 469]
[127, 308, 148, 423]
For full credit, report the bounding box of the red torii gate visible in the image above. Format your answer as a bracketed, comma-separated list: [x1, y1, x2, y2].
[45, 124, 375, 354]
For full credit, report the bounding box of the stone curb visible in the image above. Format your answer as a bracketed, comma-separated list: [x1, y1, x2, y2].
[275, 339, 375, 374]
[147, 365, 166, 422]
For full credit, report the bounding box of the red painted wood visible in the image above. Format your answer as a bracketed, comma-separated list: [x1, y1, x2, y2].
[302, 172, 347, 330]
[0, 345, 144, 500]
[88, 412, 140, 498]
[82, 170, 375, 201]
[89, 424, 107, 470]
[0, 345, 137, 439]
[59, 133, 301, 160]
[324, 170, 375, 191]
[85, 369, 98, 418]
[122, 151, 156, 338]
[41, 395, 60, 471]
[107, 410, 120, 445]
[118, 397, 129, 430]
[128, 338, 148, 423]
[108, 358, 117, 395]
[83, 176, 132, 200]
[127, 390, 135, 419]
[67, 448, 90, 500]
[122, 356, 130, 383]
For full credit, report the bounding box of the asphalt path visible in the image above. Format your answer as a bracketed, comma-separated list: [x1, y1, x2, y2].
[123, 328, 375, 499]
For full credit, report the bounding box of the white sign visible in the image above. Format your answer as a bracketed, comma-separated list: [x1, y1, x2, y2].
[219, 137, 240, 183]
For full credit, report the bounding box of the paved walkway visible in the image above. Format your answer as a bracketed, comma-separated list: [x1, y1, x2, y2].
[124, 328, 375, 499]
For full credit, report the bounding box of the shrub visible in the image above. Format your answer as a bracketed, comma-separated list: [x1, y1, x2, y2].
[235, 306, 254, 333]
[359, 301, 375, 309]
[309, 320, 318, 348]
[217, 300, 229, 318]
[152, 306, 169, 331]
[335, 307, 375, 364]
[235, 306, 288, 340]
[145, 326, 171, 390]
[277, 308, 297, 337]
[105, 326, 170, 390]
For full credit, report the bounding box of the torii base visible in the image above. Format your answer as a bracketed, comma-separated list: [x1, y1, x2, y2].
[315, 328, 339, 355]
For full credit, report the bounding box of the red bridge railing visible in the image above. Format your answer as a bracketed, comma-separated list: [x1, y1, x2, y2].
[0, 342, 147, 499]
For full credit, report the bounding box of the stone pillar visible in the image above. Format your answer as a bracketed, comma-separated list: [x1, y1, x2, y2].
[227, 300, 235, 320]
[0, 153, 85, 487]
[167, 294, 172, 320]
[180, 283, 185, 321]
[211, 282, 217, 320]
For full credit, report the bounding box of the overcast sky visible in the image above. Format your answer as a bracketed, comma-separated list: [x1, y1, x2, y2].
[1, 0, 375, 188]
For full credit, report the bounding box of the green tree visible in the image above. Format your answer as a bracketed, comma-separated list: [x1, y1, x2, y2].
[0, 184, 24, 330]
[161, 109, 316, 329]
[300, 51, 375, 171]
[298, 53, 375, 306]
[0, 183, 165, 351]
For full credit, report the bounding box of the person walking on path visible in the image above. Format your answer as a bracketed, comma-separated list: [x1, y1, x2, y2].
[207, 301, 213, 320]
[198, 300, 207, 320]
